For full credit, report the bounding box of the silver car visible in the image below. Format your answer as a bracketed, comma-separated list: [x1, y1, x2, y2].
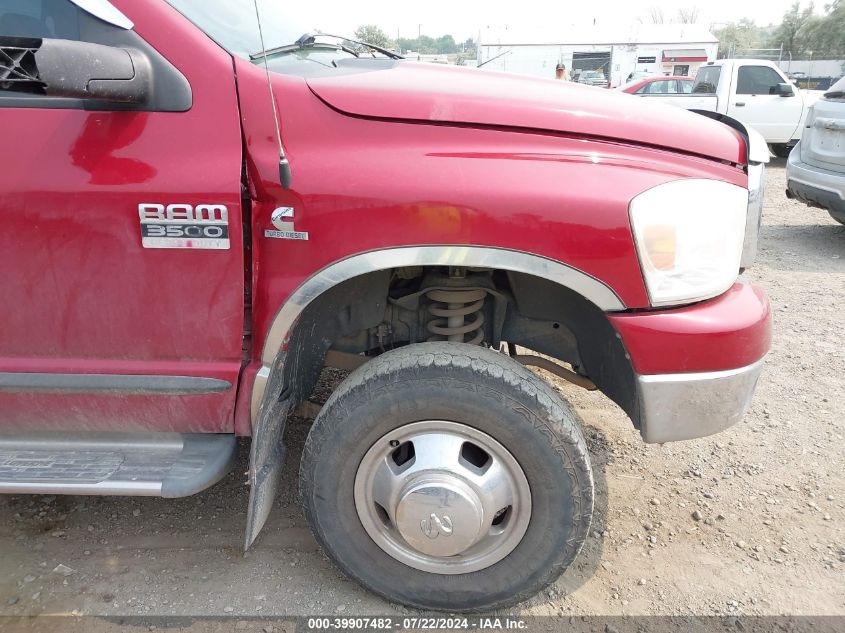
[786, 76, 845, 224]
[577, 70, 608, 88]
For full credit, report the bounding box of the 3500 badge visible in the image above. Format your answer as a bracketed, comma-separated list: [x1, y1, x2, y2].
[139, 203, 230, 250]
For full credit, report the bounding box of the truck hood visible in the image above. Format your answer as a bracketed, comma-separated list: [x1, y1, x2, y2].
[306, 62, 746, 165]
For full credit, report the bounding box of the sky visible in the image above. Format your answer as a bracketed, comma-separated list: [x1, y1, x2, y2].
[289, 0, 813, 42]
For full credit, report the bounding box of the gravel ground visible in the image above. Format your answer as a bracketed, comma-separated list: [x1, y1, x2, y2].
[0, 159, 843, 620]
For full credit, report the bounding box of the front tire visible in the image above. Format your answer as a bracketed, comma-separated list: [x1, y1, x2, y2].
[299, 343, 593, 611]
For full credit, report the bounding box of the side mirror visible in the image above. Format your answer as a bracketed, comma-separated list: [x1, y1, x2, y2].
[775, 82, 795, 97]
[0, 36, 151, 104]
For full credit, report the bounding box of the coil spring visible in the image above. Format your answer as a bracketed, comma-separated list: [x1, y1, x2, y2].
[425, 288, 486, 344]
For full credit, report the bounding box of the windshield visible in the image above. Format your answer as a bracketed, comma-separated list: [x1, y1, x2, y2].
[692, 65, 720, 94]
[166, 0, 314, 59]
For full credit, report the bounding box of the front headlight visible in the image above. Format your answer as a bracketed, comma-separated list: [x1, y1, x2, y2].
[630, 179, 748, 307]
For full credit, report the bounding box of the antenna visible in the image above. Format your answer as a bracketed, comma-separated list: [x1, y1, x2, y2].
[252, 0, 292, 189]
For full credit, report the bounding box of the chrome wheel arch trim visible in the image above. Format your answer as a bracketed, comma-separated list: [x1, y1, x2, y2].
[70, 0, 134, 30]
[251, 245, 625, 421]
[260, 246, 625, 367]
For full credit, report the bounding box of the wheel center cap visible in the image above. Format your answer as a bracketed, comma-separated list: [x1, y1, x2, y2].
[394, 476, 484, 557]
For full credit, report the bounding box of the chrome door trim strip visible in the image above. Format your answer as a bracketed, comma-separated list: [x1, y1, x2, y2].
[252, 245, 626, 420]
[0, 373, 232, 395]
[70, 0, 134, 29]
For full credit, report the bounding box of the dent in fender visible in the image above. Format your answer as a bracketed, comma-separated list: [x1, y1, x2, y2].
[251, 245, 626, 422]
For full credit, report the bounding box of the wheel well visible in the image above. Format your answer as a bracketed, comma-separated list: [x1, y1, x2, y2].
[280, 266, 640, 429]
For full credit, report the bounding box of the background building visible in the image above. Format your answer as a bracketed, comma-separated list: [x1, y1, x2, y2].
[477, 23, 718, 86]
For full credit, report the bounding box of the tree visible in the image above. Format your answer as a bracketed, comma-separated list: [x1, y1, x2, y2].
[396, 33, 461, 55]
[771, 2, 819, 57]
[802, 0, 845, 58]
[353, 25, 394, 50]
[435, 35, 457, 54]
[418, 35, 436, 53]
[398, 35, 434, 54]
[714, 1, 845, 61]
[677, 7, 700, 23]
[713, 18, 766, 58]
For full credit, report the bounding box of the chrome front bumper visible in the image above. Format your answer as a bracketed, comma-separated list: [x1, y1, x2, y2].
[637, 358, 765, 444]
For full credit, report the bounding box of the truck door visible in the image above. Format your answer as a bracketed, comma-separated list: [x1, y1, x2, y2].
[726, 64, 804, 143]
[0, 1, 245, 432]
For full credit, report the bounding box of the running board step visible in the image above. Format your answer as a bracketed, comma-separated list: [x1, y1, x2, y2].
[0, 432, 236, 497]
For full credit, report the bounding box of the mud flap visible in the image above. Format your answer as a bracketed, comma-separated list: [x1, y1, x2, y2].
[244, 357, 292, 549]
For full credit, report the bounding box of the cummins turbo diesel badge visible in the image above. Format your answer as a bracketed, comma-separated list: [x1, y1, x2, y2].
[265, 206, 309, 240]
[138, 203, 230, 249]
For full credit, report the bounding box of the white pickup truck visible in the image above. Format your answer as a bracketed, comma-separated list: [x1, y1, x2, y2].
[637, 59, 822, 157]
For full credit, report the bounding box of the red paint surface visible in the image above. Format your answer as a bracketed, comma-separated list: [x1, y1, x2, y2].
[0, 392, 238, 433]
[235, 61, 748, 374]
[306, 63, 746, 164]
[0, 1, 244, 432]
[620, 76, 695, 94]
[662, 56, 708, 62]
[608, 281, 772, 374]
[1, 3, 767, 436]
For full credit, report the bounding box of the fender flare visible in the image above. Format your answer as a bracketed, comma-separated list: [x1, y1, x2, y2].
[251, 245, 626, 419]
[244, 245, 625, 548]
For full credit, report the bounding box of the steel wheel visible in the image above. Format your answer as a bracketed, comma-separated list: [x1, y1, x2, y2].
[354, 420, 531, 574]
[300, 343, 593, 611]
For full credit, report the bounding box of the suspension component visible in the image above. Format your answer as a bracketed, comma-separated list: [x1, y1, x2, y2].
[426, 288, 486, 344]
[513, 354, 597, 390]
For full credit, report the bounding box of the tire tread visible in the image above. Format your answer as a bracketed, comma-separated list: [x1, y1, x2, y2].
[299, 343, 593, 611]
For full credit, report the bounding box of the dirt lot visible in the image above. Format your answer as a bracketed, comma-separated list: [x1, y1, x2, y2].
[0, 159, 843, 619]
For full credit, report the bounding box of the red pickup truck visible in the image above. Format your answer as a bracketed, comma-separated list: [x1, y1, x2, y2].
[0, 0, 771, 611]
